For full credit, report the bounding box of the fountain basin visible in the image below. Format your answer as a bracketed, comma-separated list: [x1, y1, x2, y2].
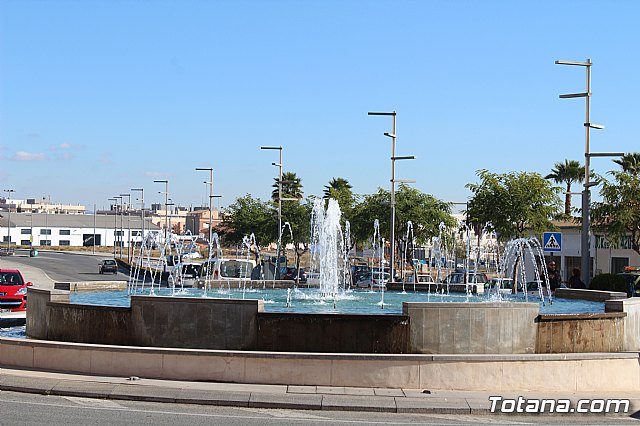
[22, 287, 628, 355]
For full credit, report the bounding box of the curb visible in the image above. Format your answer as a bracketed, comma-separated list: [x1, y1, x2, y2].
[1, 374, 638, 416]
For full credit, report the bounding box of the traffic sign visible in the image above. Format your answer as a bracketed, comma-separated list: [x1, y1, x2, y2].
[543, 232, 562, 252]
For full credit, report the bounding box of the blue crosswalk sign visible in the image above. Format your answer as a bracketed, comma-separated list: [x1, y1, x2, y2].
[543, 232, 562, 252]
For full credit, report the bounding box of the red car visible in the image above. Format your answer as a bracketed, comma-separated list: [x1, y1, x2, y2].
[0, 269, 32, 312]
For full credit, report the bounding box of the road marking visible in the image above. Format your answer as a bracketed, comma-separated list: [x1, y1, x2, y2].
[62, 396, 126, 409]
[0, 394, 502, 424]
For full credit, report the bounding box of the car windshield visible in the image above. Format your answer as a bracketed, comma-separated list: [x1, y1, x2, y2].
[0, 272, 24, 286]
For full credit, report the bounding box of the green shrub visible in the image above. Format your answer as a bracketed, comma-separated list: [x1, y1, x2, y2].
[589, 273, 629, 295]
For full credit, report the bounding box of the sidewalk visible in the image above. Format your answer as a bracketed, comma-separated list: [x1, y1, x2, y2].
[1, 365, 639, 416]
[0, 255, 56, 290]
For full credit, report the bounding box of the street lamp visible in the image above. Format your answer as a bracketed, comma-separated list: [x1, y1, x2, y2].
[108, 197, 118, 257]
[368, 111, 415, 282]
[120, 193, 131, 262]
[196, 167, 214, 259]
[113, 195, 123, 258]
[556, 58, 605, 287]
[131, 188, 145, 252]
[154, 180, 169, 241]
[261, 145, 283, 279]
[166, 199, 175, 235]
[4, 189, 15, 252]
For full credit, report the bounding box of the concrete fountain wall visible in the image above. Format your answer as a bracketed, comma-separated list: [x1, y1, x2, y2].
[3, 287, 639, 391]
[26, 287, 631, 354]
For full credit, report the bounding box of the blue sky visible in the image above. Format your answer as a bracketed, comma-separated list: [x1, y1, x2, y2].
[1, 0, 638, 212]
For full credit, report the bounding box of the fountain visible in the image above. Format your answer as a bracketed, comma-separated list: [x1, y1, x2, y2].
[311, 198, 344, 298]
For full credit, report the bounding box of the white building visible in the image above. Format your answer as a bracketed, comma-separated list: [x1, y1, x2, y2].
[0, 212, 160, 248]
[547, 220, 640, 281]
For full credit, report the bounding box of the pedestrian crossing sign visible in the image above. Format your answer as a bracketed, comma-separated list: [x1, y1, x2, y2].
[543, 232, 562, 252]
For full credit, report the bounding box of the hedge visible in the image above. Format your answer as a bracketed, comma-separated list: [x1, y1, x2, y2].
[589, 273, 629, 295]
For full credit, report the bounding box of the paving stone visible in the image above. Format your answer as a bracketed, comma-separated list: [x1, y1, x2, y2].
[0, 374, 59, 394]
[395, 396, 471, 414]
[50, 380, 118, 398]
[321, 394, 396, 413]
[287, 385, 317, 394]
[175, 389, 250, 407]
[110, 384, 181, 403]
[249, 392, 322, 410]
[343, 387, 375, 396]
[316, 386, 345, 395]
[373, 388, 404, 397]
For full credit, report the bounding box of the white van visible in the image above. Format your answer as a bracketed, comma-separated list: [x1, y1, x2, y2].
[198, 258, 256, 281]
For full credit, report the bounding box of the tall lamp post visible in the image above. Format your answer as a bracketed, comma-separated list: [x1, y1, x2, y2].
[154, 180, 169, 241]
[368, 112, 415, 281]
[261, 146, 283, 279]
[113, 195, 123, 258]
[108, 198, 118, 257]
[4, 189, 15, 252]
[556, 59, 606, 287]
[120, 193, 131, 262]
[131, 188, 145, 251]
[196, 167, 214, 259]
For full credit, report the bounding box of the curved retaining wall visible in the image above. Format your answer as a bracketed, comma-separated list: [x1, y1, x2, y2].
[1, 336, 639, 392]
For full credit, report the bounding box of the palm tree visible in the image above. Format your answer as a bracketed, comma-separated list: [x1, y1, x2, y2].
[323, 177, 352, 199]
[545, 160, 584, 216]
[272, 171, 303, 202]
[613, 152, 640, 175]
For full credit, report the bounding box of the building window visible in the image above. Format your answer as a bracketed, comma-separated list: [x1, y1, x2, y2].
[60, 229, 71, 235]
[59, 240, 71, 246]
[40, 229, 52, 235]
[21, 229, 31, 235]
[114, 230, 123, 236]
[21, 240, 31, 246]
[2, 236, 10, 242]
[131, 230, 142, 236]
[40, 240, 52, 246]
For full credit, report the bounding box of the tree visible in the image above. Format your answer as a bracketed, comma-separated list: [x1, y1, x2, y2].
[545, 160, 584, 217]
[350, 185, 455, 272]
[466, 170, 561, 243]
[281, 198, 313, 282]
[272, 172, 303, 202]
[216, 194, 275, 260]
[613, 152, 640, 176]
[323, 177, 356, 222]
[592, 170, 640, 255]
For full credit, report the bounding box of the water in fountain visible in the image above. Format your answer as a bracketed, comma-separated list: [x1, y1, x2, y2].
[310, 198, 345, 298]
[402, 221, 415, 293]
[496, 237, 553, 305]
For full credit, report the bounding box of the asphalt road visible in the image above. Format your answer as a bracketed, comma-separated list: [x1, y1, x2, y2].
[1, 391, 638, 426]
[5, 250, 127, 282]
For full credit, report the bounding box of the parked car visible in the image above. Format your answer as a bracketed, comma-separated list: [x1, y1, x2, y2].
[197, 258, 256, 280]
[356, 271, 390, 289]
[350, 264, 371, 285]
[371, 266, 400, 282]
[485, 278, 516, 294]
[405, 274, 435, 284]
[306, 272, 320, 285]
[443, 272, 488, 294]
[281, 267, 307, 283]
[98, 259, 118, 274]
[0, 269, 32, 312]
